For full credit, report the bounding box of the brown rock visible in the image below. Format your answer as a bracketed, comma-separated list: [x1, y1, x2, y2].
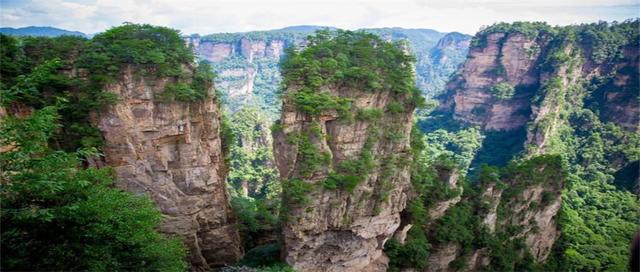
[94, 65, 242, 270]
[274, 87, 415, 271]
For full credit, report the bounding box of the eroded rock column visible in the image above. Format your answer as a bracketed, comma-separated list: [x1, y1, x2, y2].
[95, 65, 242, 270]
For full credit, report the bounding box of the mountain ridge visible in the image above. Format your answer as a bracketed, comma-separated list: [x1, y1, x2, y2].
[0, 26, 88, 37]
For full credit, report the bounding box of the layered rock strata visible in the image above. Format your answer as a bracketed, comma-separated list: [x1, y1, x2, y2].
[94, 65, 242, 270]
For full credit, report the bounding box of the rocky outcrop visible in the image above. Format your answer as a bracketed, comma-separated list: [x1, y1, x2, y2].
[184, 35, 294, 117]
[445, 32, 541, 131]
[420, 156, 564, 271]
[273, 87, 415, 271]
[426, 243, 460, 272]
[428, 32, 472, 82]
[427, 167, 463, 222]
[94, 65, 242, 270]
[443, 27, 638, 134]
[420, 21, 636, 272]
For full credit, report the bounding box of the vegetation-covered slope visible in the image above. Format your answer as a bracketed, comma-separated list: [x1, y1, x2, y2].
[0, 24, 202, 270]
[0, 26, 88, 37]
[409, 19, 639, 271]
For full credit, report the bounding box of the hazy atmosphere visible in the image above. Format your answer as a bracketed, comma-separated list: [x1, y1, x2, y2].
[1, 0, 639, 34]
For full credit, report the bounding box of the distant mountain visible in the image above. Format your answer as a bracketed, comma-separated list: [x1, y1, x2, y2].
[185, 26, 471, 118]
[273, 25, 336, 33]
[0, 26, 87, 37]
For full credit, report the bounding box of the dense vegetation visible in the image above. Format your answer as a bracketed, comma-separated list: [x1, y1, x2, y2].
[3, 18, 636, 271]
[0, 24, 213, 151]
[277, 30, 421, 210]
[0, 107, 186, 270]
[386, 123, 568, 271]
[281, 30, 424, 108]
[489, 82, 515, 100]
[198, 27, 468, 121]
[0, 24, 213, 271]
[226, 107, 280, 246]
[417, 19, 639, 271]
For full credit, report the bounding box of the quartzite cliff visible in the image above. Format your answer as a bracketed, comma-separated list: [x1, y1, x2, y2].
[94, 64, 242, 270]
[273, 32, 420, 271]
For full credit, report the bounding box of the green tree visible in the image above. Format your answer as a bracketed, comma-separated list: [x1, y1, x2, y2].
[0, 107, 187, 271]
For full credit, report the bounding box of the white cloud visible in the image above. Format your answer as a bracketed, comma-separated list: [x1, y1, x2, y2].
[1, 0, 638, 35]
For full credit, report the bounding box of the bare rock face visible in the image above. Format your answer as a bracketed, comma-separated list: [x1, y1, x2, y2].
[445, 29, 638, 135]
[448, 32, 541, 131]
[274, 88, 415, 271]
[426, 243, 460, 272]
[94, 65, 242, 270]
[479, 183, 502, 233]
[199, 42, 234, 62]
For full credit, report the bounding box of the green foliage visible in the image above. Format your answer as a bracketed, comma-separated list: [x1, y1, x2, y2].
[412, 19, 639, 272]
[387, 102, 405, 114]
[0, 34, 23, 85]
[289, 89, 352, 117]
[355, 108, 383, 121]
[471, 21, 554, 47]
[259, 263, 297, 272]
[281, 30, 423, 109]
[224, 107, 281, 252]
[385, 225, 431, 271]
[288, 132, 331, 178]
[0, 107, 186, 271]
[422, 127, 484, 173]
[543, 108, 640, 271]
[488, 82, 515, 100]
[159, 61, 214, 102]
[81, 23, 193, 79]
[470, 127, 527, 171]
[237, 243, 282, 268]
[386, 125, 436, 270]
[433, 202, 476, 245]
[323, 126, 381, 193]
[0, 24, 209, 151]
[282, 178, 314, 206]
[577, 19, 639, 64]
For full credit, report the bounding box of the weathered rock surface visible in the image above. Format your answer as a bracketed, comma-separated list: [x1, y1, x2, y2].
[503, 184, 562, 262]
[443, 30, 638, 135]
[94, 65, 242, 270]
[426, 243, 460, 272]
[274, 88, 415, 271]
[423, 23, 636, 272]
[445, 32, 541, 131]
[428, 167, 463, 222]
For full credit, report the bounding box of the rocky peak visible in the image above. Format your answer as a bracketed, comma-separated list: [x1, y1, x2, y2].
[273, 31, 421, 271]
[93, 64, 242, 270]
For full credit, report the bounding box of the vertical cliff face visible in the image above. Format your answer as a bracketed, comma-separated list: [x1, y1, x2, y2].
[94, 65, 242, 270]
[481, 156, 564, 262]
[274, 90, 414, 271]
[414, 155, 564, 272]
[273, 31, 421, 271]
[445, 32, 541, 131]
[421, 21, 638, 271]
[444, 25, 638, 135]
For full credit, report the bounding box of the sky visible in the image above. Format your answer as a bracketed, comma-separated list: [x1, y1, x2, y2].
[0, 0, 638, 35]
